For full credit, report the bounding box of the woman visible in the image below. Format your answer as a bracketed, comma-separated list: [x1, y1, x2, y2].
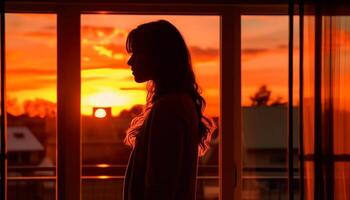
[123, 20, 215, 200]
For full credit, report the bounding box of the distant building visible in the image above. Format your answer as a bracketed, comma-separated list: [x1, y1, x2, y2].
[82, 107, 131, 165]
[199, 106, 299, 200]
[7, 126, 55, 200]
[7, 126, 45, 166]
[242, 106, 299, 167]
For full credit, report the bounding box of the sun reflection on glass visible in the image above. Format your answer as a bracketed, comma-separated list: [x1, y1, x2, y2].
[96, 164, 110, 168]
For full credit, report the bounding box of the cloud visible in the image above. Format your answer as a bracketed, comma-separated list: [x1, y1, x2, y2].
[119, 87, 145, 91]
[7, 68, 56, 76]
[82, 25, 128, 40]
[7, 78, 56, 92]
[242, 48, 270, 62]
[276, 44, 288, 49]
[44, 25, 56, 31]
[190, 46, 219, 63]
[84, 44, 221, 69]
[242, 48, 269, 55]
[82, 25, 115, 35]
[82, 62, 129, 70]
[23, 31, 56, 39]
[93, 44, 127, 60]
[242, 46, 299, 62]
[103, 43, 126, 53]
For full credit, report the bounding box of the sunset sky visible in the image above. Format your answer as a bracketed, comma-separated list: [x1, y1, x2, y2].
[6, 14, 303, 117]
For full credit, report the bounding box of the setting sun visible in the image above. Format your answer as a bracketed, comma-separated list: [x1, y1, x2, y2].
[85, 91, 129, 107]
[94, 108, 107, 118]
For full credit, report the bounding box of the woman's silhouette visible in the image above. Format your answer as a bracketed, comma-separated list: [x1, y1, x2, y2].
[123, 20, 215, 200]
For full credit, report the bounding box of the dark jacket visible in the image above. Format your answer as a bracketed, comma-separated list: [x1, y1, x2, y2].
[123, 93, 199, 200]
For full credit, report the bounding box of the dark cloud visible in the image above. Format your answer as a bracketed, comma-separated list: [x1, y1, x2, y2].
[23, 31, 56, 38]
[242, 48, 269, 55]
[103, 43, 127, 53]
[242, 46, 299, 60]
[119, 87, 145, 91]
[44, 25, 56, 31]
[190, 46, 219, 62]
[276, 44, 288, 49]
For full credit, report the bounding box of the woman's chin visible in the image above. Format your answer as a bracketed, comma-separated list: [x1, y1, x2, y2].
[134, 76, 147, 83]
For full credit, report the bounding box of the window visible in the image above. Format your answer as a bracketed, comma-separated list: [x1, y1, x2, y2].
[5, 13, 57, 200]
[80, 14, 220, 200]
[3, 2, 326, 200]
[241, 15, 300, 199]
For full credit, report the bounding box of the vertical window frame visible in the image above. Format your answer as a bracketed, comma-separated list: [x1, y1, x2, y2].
[57, 6, 81, 200]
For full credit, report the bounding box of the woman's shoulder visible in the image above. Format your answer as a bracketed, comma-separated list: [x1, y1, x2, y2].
[153, 92, 196, 117]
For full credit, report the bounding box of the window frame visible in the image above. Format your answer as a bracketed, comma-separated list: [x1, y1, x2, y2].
[3, 2, 291, 200]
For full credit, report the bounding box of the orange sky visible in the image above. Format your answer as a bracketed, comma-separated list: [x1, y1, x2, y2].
[7, 14, 344, 118]
[80, 15, 220, 116]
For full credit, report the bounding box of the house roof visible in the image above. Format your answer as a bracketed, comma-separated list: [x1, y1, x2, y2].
[7, 126, 44, 152]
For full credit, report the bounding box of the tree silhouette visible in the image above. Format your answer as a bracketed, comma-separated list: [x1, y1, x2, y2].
[23, 98, 56, 117]
[250, 85, 271, 106]
[6, 97, 22, 115]
[270, 96, 287, 106]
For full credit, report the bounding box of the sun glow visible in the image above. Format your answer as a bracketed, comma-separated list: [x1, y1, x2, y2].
[94, 108, 107, 118]
[84, 91, 129, 107]
[96, 164, 111, 168]
[97, 175, 110, 179]
[81, 89, 143, 116]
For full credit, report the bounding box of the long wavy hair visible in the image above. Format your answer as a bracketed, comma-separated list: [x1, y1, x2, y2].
[124, 20, 216, 156]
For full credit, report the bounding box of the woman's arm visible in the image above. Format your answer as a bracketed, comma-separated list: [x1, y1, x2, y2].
[144, 100, 186, 200]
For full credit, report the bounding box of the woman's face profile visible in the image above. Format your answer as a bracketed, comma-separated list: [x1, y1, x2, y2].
[127, 51, 155, 83]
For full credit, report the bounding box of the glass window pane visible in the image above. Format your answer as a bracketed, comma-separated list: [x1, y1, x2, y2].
[6, 13, 57, 200]
[241, 16, 299, 199]
[81, 14, 220, 200]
